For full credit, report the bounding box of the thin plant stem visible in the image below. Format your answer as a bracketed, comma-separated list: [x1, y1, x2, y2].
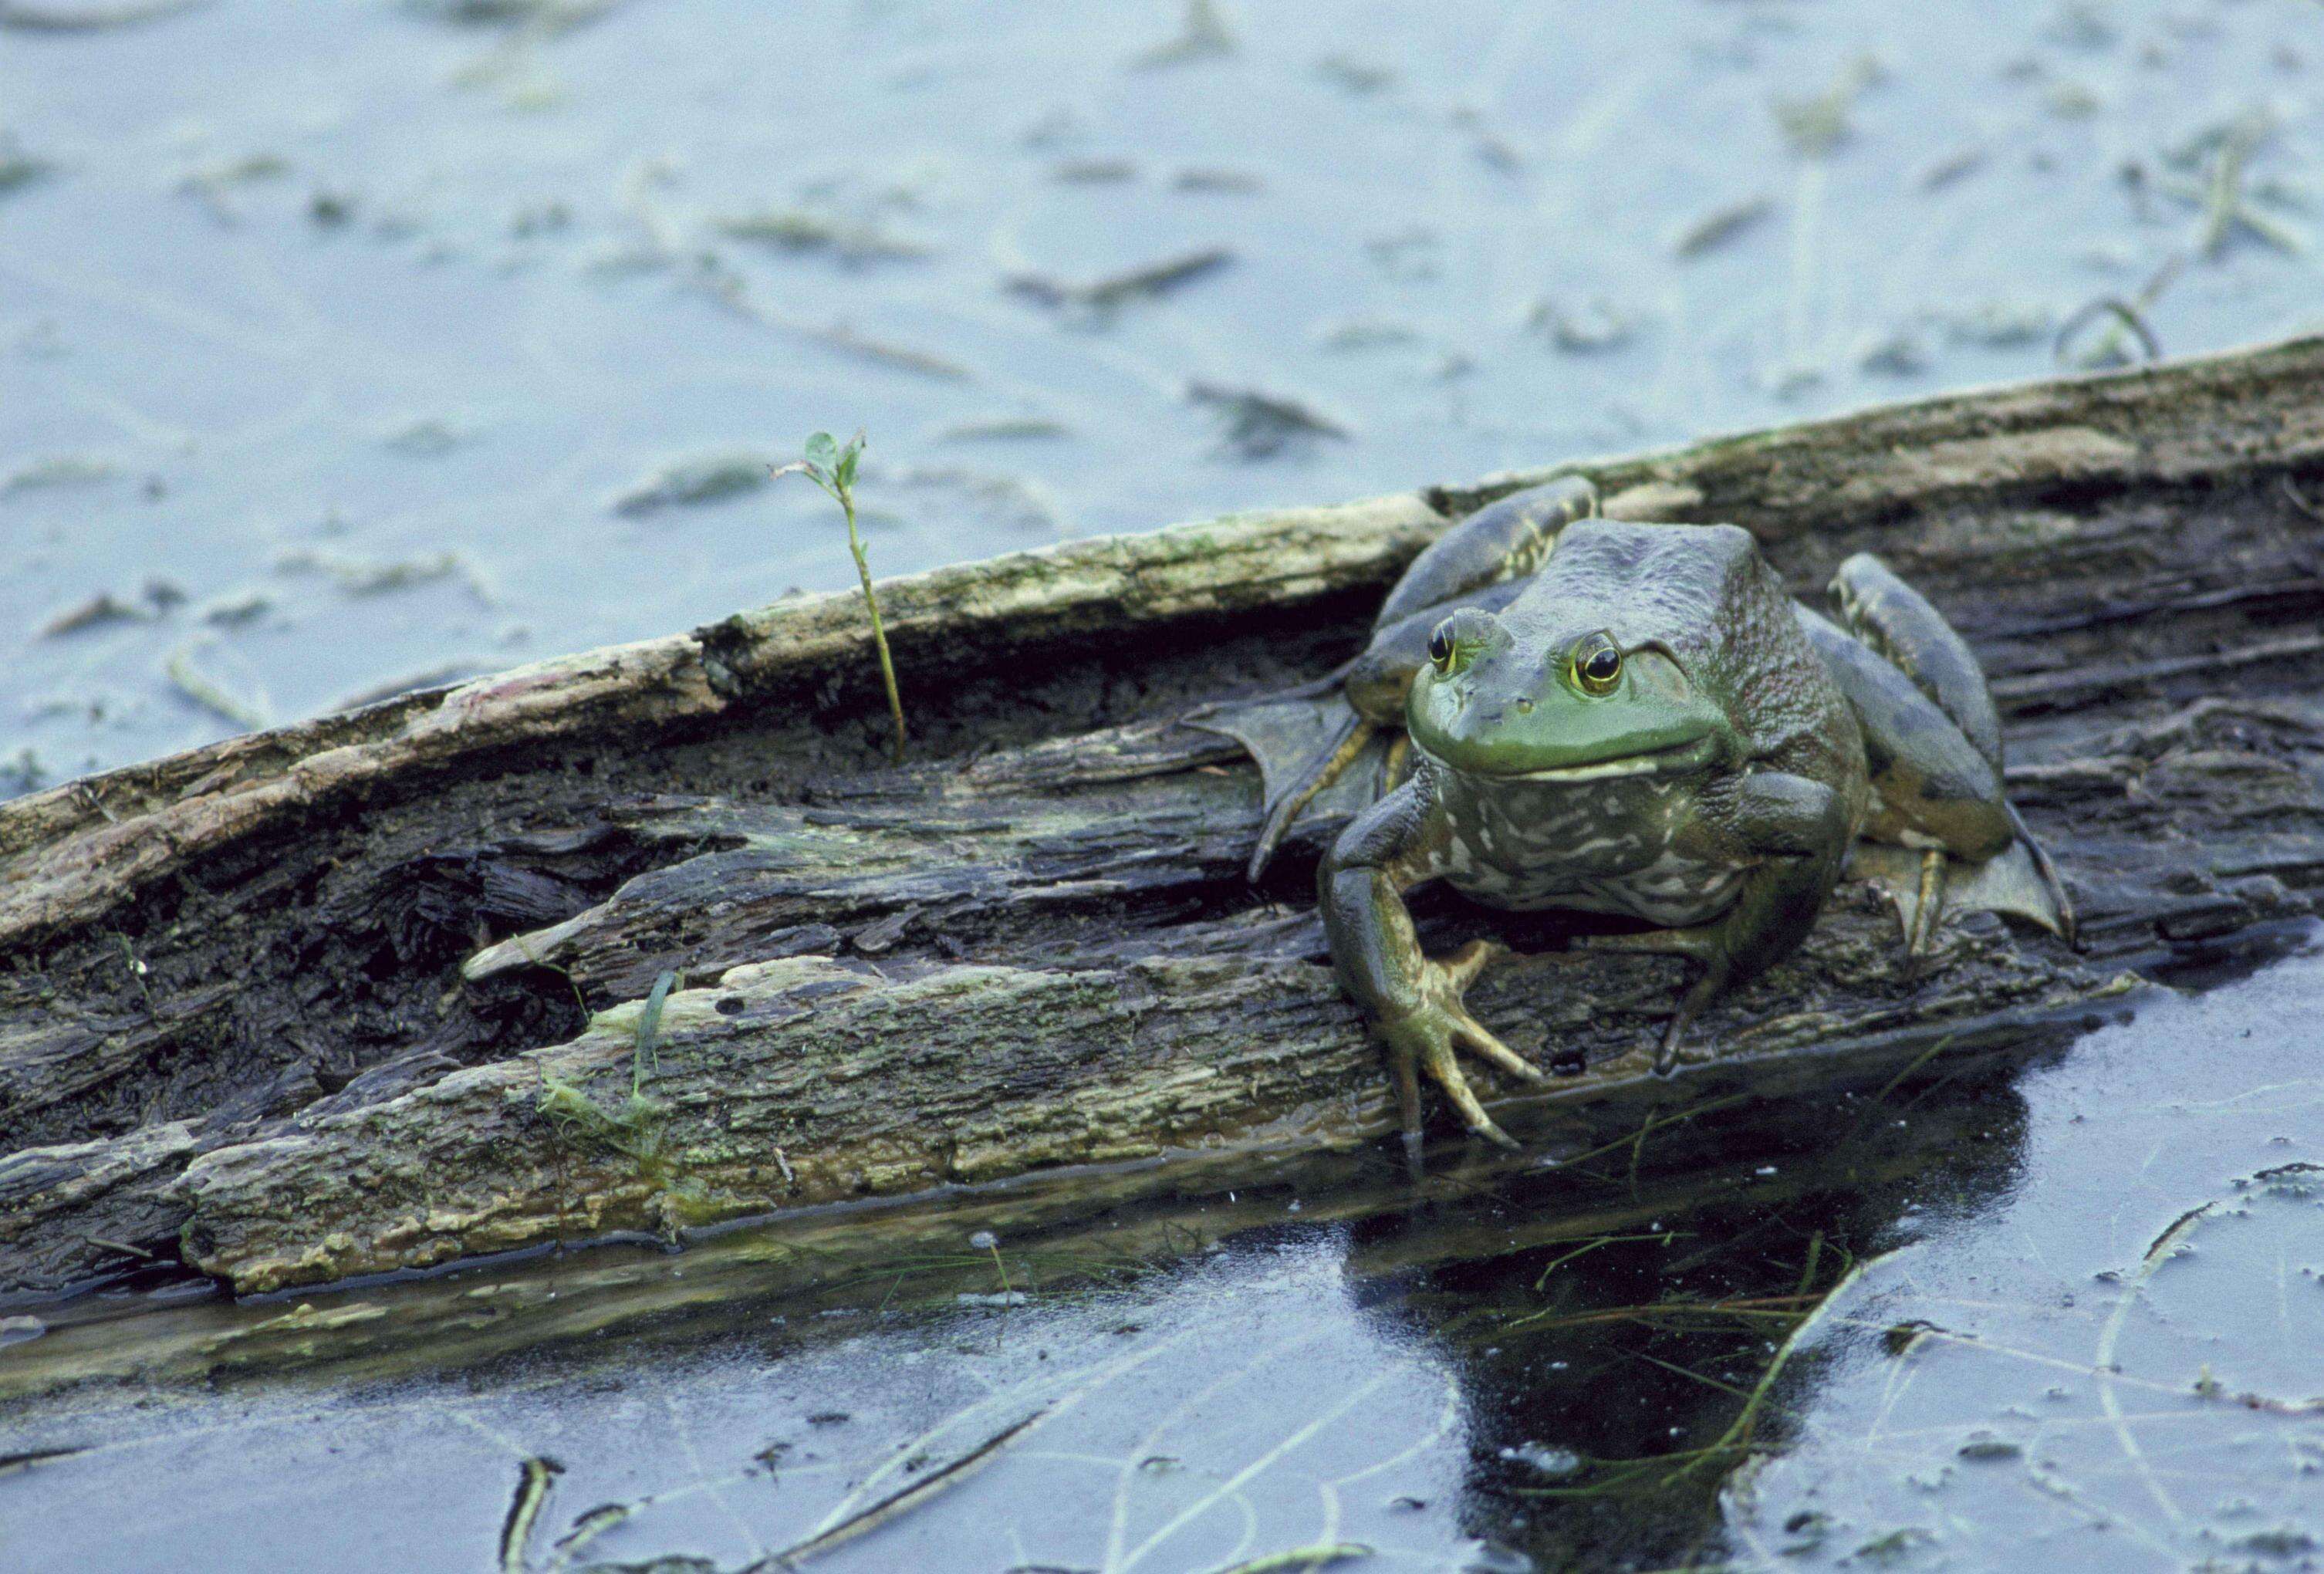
[841, 486, 907, 764]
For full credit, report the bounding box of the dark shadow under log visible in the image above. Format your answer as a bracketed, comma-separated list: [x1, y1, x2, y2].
[3, 337, 2322, 1299]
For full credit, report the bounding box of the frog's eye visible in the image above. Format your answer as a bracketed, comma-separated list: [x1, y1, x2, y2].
[1427, 623, 1456, 674]
[1573, 633, 1623, 695]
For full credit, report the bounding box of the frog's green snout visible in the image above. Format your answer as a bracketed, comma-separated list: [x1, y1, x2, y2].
[1408, 623, 1734, 782]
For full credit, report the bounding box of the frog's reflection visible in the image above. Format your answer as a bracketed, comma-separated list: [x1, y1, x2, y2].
[1339, 1060, 2036, 1571]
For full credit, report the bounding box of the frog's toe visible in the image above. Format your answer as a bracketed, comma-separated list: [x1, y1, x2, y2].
[1653, 961, 1732, 1075]
[1419, 1040, 1521, 1150]
[1580, 927, 1717, 962]
[1435, 937, 1505, 988]
[2008, 802, 2079, 948]
[1907, 847, 1946, 959]
[1450, 1008, 1550, 1087]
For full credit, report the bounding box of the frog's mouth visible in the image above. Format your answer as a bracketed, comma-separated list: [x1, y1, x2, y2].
[1491, 731, 1725, 782]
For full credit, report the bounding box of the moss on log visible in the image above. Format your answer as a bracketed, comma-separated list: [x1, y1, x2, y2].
[5, 338, 2323, 1299]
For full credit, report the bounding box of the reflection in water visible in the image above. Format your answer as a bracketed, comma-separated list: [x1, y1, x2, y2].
[1350, 1064, 2029, 1569]
[5, 938, 2321, 1569]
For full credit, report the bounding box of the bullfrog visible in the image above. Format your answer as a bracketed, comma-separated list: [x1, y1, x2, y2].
[1226, 476, 2074, 1156]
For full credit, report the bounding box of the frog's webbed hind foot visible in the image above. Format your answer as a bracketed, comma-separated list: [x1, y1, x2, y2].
[1847, 833, 2076, 957]
[1248, 712, 1376, 880]
[2008, 802, 2079, 947]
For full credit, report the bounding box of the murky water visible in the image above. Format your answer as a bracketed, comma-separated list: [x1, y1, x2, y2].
[3, 0, 2319, 789]
[5, 934, 2319, 1572]
[5, 3, 2323, 1569]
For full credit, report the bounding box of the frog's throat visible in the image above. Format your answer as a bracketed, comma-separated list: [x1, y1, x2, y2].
[1420, 731, 1724, 783]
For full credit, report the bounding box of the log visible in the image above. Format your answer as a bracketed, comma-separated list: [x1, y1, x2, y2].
[3, 337, 2322, 1299]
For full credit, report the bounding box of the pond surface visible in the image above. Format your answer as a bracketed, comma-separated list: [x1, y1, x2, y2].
[4, 3, 2323, 1571]
[5, 931, 2321, 1572]
[2, 0, 2319, 788]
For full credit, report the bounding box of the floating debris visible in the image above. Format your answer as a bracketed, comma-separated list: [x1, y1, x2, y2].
[898, 466, 1060, 535]
[198, 589, 274, 627]
[1940, 301, 2054, 348]
[608, 451, 770, 517]
[1007, 248, 1231, 313]
[407, 0, 620, 31]
[805, 322, 973, 382]
[1174, 167, 1262, 194]
[687, 256, 975, 381]
[0, 748, 42, 796]
[0, 0, 204, 31]
[39, 593, 150, 640]
[1672, 196, 1773, 258]
[1050, 157, 1137, 184]
[2042, 2, 2116, 51]
[275, 547, 492, 599]
[380, 417, 471, 457]
[1856, 330, 1930, 377]
[1127, 0, 1233, 70]
[1187, 381, 1349, 458]
[1365, 227, 1438, 281]
[1526, 298, 1635, 355]
[934, 416, 1071, 443]
[2043, 80, 2101, 119]
[770, 1408, 1050, 1567]
[714, 208, 931, 266]
[0, 133, 51, 198]
[1315, 319, 1420, 353]
[1918, 147, 1988, 192]
[2054, 296, 2161, 367]
[1211, 1547, 1372, 1574]
[3, 455, 117, 497]
[1497, 1441, 1582, 1478]
[164, 647, 269, 731]
[1451, 107, 1524, 175]
[1314, 54, 1394, 95]
[333, 661, 491, 711]
[176, 152, 289, 223]
[1771, 56, 1882, 158]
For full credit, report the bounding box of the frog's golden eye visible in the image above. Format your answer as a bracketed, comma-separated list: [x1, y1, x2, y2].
[1427, 623, 1456, 674]
[1573, 633, 1623, 695]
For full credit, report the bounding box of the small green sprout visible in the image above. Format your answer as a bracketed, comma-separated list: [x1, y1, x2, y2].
[775, 430, 907, 764]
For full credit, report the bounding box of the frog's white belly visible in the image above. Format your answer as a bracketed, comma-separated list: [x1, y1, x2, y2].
[1427, 761, 1748, 927]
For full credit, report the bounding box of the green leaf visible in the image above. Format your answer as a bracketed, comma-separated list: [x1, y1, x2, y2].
[834, 442, 860, 491]
[804, 431, 839, 470]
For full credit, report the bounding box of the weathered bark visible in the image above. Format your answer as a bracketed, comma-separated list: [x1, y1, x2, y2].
[4, 337, 2322, 1299]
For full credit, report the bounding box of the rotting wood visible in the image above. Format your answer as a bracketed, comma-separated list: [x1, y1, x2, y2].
[4, 337, 2322, 1299]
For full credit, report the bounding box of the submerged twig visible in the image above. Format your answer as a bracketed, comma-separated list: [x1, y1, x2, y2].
[499, 1456, 563, 1573]
[1211, 1546, 1373, 1574]
[771, 1407, 1050, 1567]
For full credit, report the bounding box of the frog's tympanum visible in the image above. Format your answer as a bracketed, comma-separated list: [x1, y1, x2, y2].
[1232, 477, 2074, 1157]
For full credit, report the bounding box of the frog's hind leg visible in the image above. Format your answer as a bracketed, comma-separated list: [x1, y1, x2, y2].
[1829, 554, 2003, 769]
[1248, 711, 1378, 880]
[1376, 475, 1596, 628]
[1797, 606, 2042, 955]
[1824, 560, 2078, 947]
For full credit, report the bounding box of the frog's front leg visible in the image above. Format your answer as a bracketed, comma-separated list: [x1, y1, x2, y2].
[1319, 775, 1549, 1162]
[1585, 770, 1852, 1072]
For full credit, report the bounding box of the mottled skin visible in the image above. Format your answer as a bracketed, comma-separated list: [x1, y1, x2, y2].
[1255, 477, 2073, 1154]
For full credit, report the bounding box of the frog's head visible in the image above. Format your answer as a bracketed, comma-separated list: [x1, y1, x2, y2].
[1406, 606, 1737, 782]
